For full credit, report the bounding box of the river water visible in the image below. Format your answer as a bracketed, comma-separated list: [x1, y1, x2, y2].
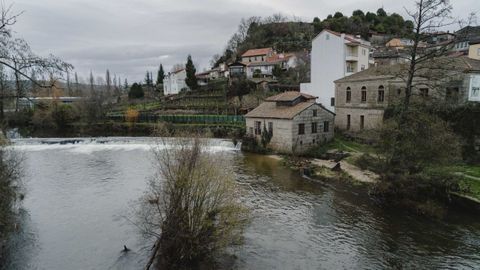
[2, 137, 480, 269]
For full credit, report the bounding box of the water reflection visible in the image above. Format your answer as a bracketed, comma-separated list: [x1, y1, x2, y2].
[3, 138, 480, 270]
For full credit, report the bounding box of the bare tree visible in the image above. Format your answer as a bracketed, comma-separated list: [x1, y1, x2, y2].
[139, 136, 247, 269]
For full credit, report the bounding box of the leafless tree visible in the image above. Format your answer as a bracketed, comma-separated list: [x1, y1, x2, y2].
[139, 136, 247, 269]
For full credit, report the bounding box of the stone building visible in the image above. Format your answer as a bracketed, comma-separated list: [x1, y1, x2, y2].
[334, 56, 480, 132]
[245, 91, 335, 154]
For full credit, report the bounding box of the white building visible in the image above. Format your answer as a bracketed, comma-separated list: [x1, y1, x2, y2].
[163, 69, 188, 95]
[301, 29, 372, 111]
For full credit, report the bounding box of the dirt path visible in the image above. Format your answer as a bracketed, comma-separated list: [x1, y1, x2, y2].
[312, 159, 379, 183]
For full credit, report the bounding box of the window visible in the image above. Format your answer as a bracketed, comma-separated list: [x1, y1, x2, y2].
[361, 64, 365, 71]
[268, 122, 273, 135]
[397, 88, 402, 96]
[378, 85, 385, 102]
[254, 121, 261, 135]
[446, 87, 459, 102]
[362, 49, 366, 56]
[346, 87, 352, 103]
[331, 97, 335, 106]
[347, 115, 351, 130]
[311, 122, 318, 134]
[477, 48, 480, 56]
[420, 88, 429, 97]
[313, 109, 317, 117]
[361, 86, 367, 102]
[326, 34, 330, 40]
[323, 121, 330, 132]
[249, 127, 254, 134]
[298, 123, 305, 135]
[360, 115, 365, 130]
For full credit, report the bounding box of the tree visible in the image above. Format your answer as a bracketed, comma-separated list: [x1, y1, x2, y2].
[156, 64, 165, 86]
[124, 78, 129, 90]
[128, 82, 144, 99]
[0, 66, 8, 119]
[185, 55, 198, 90]
[140, 137, 247, 269]
[105, 69, 111, 98]
[89, 71, 95, 96]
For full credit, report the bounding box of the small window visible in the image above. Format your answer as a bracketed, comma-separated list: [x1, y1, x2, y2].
[361, 86, 367, 102]
[323, 121, 330, 132]
[268, 122, 273, 135]
[298, 123, 305, 135]
[361, 64, 365, 71]
[477, 48, 480, 56]
[254, 121, 261, 135]
[346, 87, 351, 103]
[347, 115, 351, 130]
[378, 85, 385, 102]
[362, 49, 366, 56]
[249, 127, 254, 134]
[311, 122, 318, 134]
[326, 34, 330, 40]
[360, 115, 365, 130]
[397, 88, 402, 96]
[420, 88, 429, 97]
[313, 109, 317, 117]
[331, 97, 335, 106]
[446, 87, 459, 102]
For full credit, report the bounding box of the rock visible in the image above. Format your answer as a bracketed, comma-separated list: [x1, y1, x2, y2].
[331, 163, 342, 172]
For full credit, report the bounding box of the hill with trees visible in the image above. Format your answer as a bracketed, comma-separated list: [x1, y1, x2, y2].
[212, 9, 414, 67]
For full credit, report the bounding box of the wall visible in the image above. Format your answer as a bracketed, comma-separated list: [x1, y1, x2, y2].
[302, 31, 345, 112]
[292, 103, 335, 153]
[468, 44, 480, 60]
[245, 117, 293, 153]
[245, 104, 335, 154]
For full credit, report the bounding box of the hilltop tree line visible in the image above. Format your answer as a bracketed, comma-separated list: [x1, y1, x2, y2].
[212, 8, 414, 67]
[313, 8, 414, 39]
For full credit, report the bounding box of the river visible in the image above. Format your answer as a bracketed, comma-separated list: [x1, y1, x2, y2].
[2, 137, 480, 269]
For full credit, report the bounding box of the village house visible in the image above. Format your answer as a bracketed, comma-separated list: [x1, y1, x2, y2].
[228, 62, 247, 77]
[300, 29, 373, 112]
[334, 56, 480, 132]
[245, 53, 300, 79]
[163, 69, 188, 95]
[454, 26, 480, 55]
[245, 91, 335, 154]
[241, 48, 275, 63]
[468, 39, 480, 60]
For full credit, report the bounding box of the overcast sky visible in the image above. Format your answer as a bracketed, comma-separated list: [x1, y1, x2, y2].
[11, 0, 478, 83]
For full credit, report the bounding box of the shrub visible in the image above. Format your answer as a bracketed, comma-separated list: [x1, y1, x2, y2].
[128, 83, 144, 99]
[140, 137, 248, 269]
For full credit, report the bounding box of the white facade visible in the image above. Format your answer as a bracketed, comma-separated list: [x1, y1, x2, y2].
[301, 30, 371, 111]
[246, 63, 274, 78]
[163, 69, 188, 95]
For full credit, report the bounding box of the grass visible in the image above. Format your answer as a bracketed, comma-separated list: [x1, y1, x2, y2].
[443, 164, 480, 200]
[328, 136, 376, 154]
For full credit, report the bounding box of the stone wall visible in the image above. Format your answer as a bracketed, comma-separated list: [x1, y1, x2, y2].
[245, 103, 335, 154]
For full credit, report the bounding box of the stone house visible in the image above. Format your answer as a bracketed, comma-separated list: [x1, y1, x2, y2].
[241, 48, 275, 63]
[334, 56, 480, 132]
[245, 91, 335, 154]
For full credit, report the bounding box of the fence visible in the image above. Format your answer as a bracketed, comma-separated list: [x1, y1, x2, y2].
[107, 113, 245, 126]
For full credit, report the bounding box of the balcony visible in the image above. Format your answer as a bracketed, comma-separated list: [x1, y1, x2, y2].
[345, 53, 358, 61]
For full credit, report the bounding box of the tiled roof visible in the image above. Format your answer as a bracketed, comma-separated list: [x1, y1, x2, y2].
[242, 48, 273, 57]
[245, 99, 316, 119]
[335, 55, 480, 83]
[265, 91, 316, 102]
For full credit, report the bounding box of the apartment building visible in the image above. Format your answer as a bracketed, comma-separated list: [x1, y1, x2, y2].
[301, 29, 372, 112]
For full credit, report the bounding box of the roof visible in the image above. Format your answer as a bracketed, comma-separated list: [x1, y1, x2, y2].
[265, 91, 316, 102]
[317, 29, 370, 46]
[456, 26, 480, 41]
[228, 62, 246, 67]
[335, 55, 480, 83]
[242, 48, 273, 57]
[245, 100, 316, 119]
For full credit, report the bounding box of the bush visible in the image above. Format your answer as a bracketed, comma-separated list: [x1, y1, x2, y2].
[128, 83, 144, 99]
[0, 136, 23, 260]
[241, 134, 268, 154]
[140, 137, 248, 269]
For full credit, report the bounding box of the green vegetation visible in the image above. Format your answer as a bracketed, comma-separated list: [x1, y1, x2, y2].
[313, 8, 413, 38]
[185, 55, 198, 90]
[128, 83, 144, 99]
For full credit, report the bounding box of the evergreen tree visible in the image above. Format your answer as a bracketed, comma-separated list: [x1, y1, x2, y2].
[128, 82, 144, 99]
[124, 78, 129, 90]
[89, 71, 95, 96]
[185, 55, 198, 90]
[145, 71, 151, 86]
[157, 64, 165, 85]
[106, 69, 112, 97]
[74, 72, 79, 96]
[66, 71, 71, 96]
